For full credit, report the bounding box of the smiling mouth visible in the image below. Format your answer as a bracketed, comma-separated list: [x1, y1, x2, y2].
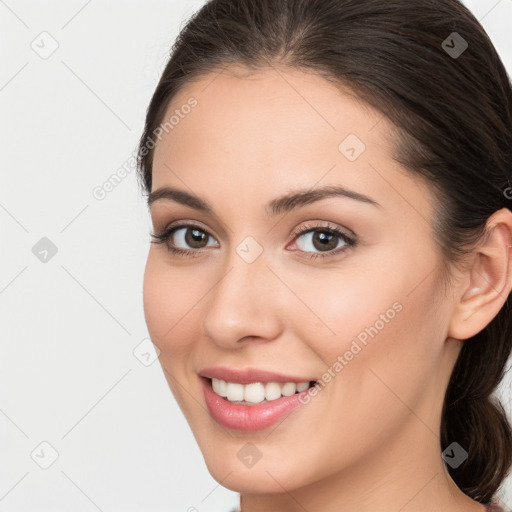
[205, 377, 318, 405]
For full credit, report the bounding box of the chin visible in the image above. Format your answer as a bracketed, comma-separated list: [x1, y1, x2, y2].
[207, 464, 298, 494]
[198, 444, 310, 494]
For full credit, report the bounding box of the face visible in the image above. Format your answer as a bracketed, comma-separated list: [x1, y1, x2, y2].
[143, 65, 460, 494]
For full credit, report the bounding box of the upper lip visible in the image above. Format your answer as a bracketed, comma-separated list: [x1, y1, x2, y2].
[199, 366, 317, 384]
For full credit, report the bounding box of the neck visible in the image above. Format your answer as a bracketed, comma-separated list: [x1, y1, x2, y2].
[238, 414, 486, 512]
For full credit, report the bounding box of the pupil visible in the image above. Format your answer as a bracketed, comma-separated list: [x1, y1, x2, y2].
[187, 228, 207, 248]
[314, 231, 337, 251]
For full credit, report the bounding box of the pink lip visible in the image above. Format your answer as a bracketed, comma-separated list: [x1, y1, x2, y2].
[200, 377, 317, 432]
[198, 366, 317, 384]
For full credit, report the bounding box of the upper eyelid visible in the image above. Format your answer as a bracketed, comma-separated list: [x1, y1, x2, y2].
[291, 221, 354, 238]
[165, 220, 220, 243]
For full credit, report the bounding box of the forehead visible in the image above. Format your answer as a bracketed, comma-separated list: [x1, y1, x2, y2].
[151, 64, 433, 222]
[154, 64, 385, 168]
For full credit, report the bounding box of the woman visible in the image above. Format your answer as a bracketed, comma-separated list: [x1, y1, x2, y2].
[136, 0, 512, 510]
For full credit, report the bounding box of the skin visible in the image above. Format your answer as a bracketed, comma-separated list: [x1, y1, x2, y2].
[143, 64, 512, 512]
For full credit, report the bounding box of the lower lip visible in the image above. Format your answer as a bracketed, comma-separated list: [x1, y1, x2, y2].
[201, 377, 314, 431]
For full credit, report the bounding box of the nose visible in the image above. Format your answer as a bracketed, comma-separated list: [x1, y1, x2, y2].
[202, 246, 284, 349]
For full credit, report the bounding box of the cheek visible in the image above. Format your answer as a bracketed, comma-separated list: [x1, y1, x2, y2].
[289, 238, 441, 362]
[281, 254, 409, 361]
[268, 266, 444, 474]
[282, 247, 443, 409]
[143, 252, 207, 416]
[142, 250, 202, 357]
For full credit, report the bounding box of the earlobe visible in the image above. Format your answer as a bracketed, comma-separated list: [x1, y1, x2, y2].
[447, 208, 512, 341]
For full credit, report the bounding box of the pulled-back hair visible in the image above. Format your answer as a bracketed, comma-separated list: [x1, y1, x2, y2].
[136, 0, 512, 503]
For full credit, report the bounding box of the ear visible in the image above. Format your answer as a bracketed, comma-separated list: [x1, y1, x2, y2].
[448, 207, 512, 341]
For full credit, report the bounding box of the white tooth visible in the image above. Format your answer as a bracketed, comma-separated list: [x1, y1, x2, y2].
[265, 382, 282, 401]
[281, 382, 297, 396]
[213, 380, 310, 402]
[296, 381, 309, 392]
[226, 382, 244, 401]
[212, 378, 228, 397]
[244, 382, 266, 403]
[212, 378, 221, 394]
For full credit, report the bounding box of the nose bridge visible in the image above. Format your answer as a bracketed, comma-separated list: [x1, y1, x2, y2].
[220, 232, 271, 298]
[202, 236, 282, 346]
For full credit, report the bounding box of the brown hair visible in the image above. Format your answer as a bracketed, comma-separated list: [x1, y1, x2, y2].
[136, 0, 512, 503]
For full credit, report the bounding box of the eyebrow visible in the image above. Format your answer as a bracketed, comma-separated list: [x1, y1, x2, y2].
[147, 184, 381, 215]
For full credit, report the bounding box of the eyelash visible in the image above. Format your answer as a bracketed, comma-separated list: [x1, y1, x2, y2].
[150, 221, 357, 260]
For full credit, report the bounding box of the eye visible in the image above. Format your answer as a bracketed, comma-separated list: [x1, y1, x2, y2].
[150, 220, 356, 260]
[288, 222, 356, 260]
[150, 222, 219, 257]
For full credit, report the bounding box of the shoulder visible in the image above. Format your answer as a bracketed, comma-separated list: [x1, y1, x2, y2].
[487, 501, 512, 512]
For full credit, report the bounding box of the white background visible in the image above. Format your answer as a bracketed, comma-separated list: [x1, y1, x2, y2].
[1, 1, 511, 510]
